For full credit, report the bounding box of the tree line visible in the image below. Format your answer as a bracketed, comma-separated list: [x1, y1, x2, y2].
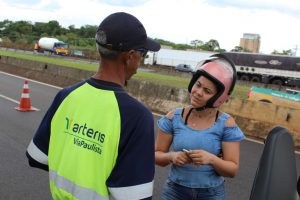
[0, 19, 294, 59]
[0, 20, 100, 59]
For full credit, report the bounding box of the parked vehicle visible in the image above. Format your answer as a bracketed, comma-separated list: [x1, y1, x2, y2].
[34, 37, 69, 56]
[248, 86, 300, 109]
[223, 52, 300, 87]
[144, 49, 213, 68]
[175, 64, 194, 72]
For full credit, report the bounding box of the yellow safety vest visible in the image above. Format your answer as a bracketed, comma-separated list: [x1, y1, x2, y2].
[48, 83, 121, 199]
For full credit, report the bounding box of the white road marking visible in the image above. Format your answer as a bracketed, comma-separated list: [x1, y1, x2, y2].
[0, 94, 40, 111]
[0, 94, 20, 104]
[0, 71, 62, 89]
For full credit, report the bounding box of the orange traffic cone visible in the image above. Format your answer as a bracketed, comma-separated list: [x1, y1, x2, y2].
[15, 80, 37, 111]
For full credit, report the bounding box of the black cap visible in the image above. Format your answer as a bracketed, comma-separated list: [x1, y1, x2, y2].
[96, 12, 161, 52]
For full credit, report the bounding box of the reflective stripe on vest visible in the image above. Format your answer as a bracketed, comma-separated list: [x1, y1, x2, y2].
[50, 170, 109, 200]
[108, 181, 154, 200]
[27, 139, 48, 165]
[49, 83, 121, 199]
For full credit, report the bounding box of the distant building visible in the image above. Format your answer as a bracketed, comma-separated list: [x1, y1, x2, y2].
[240, 33, 260, 53]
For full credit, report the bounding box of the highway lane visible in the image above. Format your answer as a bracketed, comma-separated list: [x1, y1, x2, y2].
[0, 73, 52, 199]
[0, 71, 299, 199]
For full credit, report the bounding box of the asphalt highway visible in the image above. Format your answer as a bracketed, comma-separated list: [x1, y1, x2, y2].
[0, 71, 299, 200]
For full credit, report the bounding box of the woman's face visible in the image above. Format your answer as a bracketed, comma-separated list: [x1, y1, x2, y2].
[190, 76, 217, 107]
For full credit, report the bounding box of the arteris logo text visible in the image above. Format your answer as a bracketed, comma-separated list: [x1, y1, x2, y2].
[65, 117, 105, 143]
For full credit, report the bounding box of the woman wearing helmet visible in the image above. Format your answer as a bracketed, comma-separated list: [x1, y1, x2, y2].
[155, 54, 245, 200]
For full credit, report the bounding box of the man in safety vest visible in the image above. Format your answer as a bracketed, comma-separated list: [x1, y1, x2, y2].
[26, 12, 161, 200]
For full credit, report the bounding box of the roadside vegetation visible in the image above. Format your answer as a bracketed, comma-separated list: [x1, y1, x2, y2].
[0, 49, 250, 99]
[0, 50, 98, 71]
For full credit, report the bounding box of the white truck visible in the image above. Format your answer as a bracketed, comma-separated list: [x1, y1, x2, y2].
[144, 48, 214, 69]
[34, 37, 69, 56]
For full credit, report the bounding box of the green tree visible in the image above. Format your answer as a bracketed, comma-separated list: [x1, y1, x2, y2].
[68, 25, 76, 34]
[8, 31, 21, 42]
[271, 49, 293, 56]
[201, 39, 220, 51]
[190, 39, 203, 49]
[33, 22, 49, 37]
[14, 21, 32, 35]
[231, 46, 243, 52]
[0, 20, 13, 38]
[78, 25, 97, 38]
[174, 43, 190, 50]
[48, 20, 62, 36]
[155, 38, 176, 48]
[216, 48, 226, 53]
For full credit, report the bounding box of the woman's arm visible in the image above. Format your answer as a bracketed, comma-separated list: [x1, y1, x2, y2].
[211, 141, 240, 177]
[155, 130, 192, 167]
[155, 130, 191, 167]
[155, 109, 192, 167]
[155, 130, 174, 166]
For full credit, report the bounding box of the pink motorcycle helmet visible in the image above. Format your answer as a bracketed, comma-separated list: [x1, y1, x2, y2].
[188, 53, 237, 109]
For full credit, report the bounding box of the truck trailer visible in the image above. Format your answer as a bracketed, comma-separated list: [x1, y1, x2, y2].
[34, 37, 69, 56]
[144, 49, 213, 69]
[223, 52, 300, 87]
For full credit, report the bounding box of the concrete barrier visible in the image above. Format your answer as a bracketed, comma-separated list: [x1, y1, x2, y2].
[128, 79, 300, 149]
[0, 55, 299, 149]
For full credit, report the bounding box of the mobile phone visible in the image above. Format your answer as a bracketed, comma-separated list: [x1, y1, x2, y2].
[182, 149, 189, 153]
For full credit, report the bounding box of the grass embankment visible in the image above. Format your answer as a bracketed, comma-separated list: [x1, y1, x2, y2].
[0, 50, 99, 71]
[0, 50, 249, 99]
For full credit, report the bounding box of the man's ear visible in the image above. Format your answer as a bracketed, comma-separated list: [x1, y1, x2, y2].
[119, 51, 131, 64]
[127, 50, 135, 60]
[124, 50, 135, 65]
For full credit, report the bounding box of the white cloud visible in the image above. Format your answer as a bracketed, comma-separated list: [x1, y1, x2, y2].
[96, 0, 150, 7]
[0, 0, 299, 55]
[206, 0, 300, 16]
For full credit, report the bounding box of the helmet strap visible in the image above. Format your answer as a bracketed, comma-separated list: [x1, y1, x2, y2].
[184, 107, 193, 125]
[184, 106, 207, 125]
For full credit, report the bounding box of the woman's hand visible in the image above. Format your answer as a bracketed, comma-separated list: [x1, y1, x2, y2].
[170, 151, 192, 166]
[187, 150, 216, 166]
[185, 141, 241, 177]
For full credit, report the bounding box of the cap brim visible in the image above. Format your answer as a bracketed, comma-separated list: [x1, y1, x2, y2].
[144, 38, 161, 52]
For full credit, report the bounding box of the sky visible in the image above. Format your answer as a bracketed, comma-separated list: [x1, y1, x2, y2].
[0, 0, 300, 56]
